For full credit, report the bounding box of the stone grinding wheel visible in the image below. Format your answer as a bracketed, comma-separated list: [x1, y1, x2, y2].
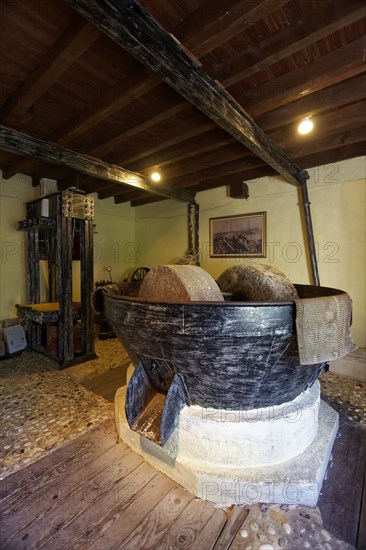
[217, 264, 299, 301]
[139, 265, 224, 302]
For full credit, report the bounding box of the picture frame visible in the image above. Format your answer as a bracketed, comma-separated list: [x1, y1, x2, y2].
[209, 212, 266, 257]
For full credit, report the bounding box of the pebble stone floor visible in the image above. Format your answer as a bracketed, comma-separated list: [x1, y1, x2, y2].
[0, 341, 365, 482]
[0, 339, 129, 480]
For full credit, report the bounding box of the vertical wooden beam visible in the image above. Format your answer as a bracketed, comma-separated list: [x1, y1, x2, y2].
[188, 203, 194, 257]
[27, 229, 40, 304]
[194, 203, 200, 267]
[299, 175, 320, 286]
[27, 228, 41, 347]
[48, 230, 57, 302]
[80, 219, 94, 355]
[57, 196, 74, 366]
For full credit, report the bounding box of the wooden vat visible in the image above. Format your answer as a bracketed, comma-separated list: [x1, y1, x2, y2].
[104, 284, 345, 445]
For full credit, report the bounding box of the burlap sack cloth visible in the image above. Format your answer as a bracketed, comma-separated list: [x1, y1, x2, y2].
[294, 293, 357, 365]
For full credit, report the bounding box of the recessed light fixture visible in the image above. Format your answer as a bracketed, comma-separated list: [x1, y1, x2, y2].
[151, 172, 161, 182]
[297, 117, 314, 135]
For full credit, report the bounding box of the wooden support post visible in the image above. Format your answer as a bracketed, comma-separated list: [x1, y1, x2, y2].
[80, 219, 94, 355]
[27, 228, 41, 347]
[299, 173, 320, 286]
[194, 202, 200, 266]
[188, 203, 194, 257]
[57, 200, 74, 366]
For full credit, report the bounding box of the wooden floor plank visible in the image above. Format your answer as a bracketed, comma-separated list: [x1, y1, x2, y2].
[193, 508, 228, 550]
[157, 496, 219, 550]
[81, 363, 129, 392]
[85, 472, 175, 549]
[0, 419, 116, 502]
[213, 506, 249, 550]
[120, 484, 194, 550]
[318, 416, 366, 546]
[1, 443, 137, 548]
[40, 461, 160, 549]
[0, 424, 119, 519]
[357, 467, 366, 550]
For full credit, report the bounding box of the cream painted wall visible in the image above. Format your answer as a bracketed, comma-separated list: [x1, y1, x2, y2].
[135, 157, 366, 347]
[0, 173, 38, 319]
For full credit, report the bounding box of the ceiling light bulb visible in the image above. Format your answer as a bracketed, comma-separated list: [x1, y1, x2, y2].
[298, 117, 314, 135]
[151, 172, 161, 182]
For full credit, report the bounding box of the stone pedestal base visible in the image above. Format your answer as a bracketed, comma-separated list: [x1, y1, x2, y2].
[114, 382, 338, 506]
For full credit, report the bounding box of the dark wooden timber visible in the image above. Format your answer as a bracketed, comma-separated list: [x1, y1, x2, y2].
[299, 179, 320, 286]
[79, 219, 94, 356]
[65, 0, 304, 185]
[188, 203, 194, 257]
[194, 202, 200, 266]
[0, 126, 195, 204]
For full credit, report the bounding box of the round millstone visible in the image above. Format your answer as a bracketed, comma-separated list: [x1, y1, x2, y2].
[139, 265, 224, 302]
[216, 264, 298, 301]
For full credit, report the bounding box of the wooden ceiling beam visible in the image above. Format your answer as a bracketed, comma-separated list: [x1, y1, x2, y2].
[131, 131, 235, 173]
[71, 0, 284, 161]
[66, 0, 305, 185]
[58, 72, 160, 145]
[101, 141, 246, 200]
[6, 61, 362, 182]
[0, 126, 195, 203]
[175, 124, 366, 191]
[191, 140, 366, 194]
[90, 99, 186, 158]
[110, 100, 365, 201]
[211, 1, 366, 87]
[130, 139, 366, 206]
[246, 36, 366, 117]
[108, 46, 366, 173]
[104, 76, 361, 172]
[256, 74, 366, 131]
[0, 19, 100, 124]
[3, 0, 254, 179]
[186, 0, 290, 57]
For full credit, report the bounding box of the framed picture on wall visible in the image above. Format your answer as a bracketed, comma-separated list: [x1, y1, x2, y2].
[209, 212, 266, 257]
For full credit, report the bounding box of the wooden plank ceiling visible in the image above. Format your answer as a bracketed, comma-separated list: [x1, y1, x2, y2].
[0, 0, 365, 206]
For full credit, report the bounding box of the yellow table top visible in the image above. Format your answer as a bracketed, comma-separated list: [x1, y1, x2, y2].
[19, 302, 81, 312]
